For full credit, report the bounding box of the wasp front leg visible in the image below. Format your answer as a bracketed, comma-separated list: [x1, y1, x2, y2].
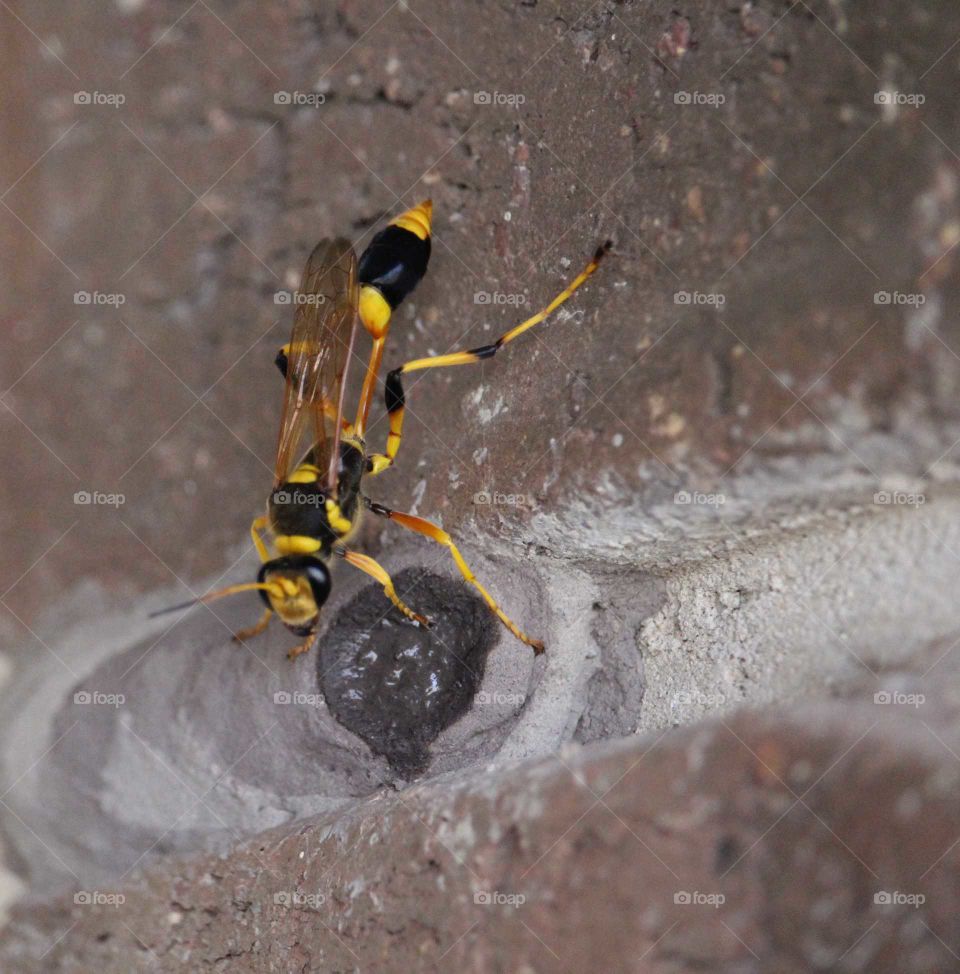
[232, 607, 273, 644]
[286, 633, 316, 660]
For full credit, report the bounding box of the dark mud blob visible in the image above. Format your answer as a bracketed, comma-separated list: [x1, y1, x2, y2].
[318, 569, 498, 777]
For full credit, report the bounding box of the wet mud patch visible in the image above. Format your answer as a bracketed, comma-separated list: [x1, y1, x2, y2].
[318, 569, 498, 777]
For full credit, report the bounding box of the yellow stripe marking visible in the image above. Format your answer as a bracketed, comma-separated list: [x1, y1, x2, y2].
[274, 535, 322, 555]
[391, 199, 432, 240]
[325, 499, 352, 535]
[287, 464, 321, 484]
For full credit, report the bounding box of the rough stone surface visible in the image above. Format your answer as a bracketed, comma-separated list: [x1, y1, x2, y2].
[2, 0, 960, 969]
[4, 657, 960, 973]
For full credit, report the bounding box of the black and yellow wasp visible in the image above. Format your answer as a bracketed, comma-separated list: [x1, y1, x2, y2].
[157, 201, 609, 658]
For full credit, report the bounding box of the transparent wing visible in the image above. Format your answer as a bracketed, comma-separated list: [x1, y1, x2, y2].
[274, 238, 359, 494]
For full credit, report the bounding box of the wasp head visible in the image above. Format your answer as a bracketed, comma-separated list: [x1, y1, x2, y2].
[257, 555, 332, 635]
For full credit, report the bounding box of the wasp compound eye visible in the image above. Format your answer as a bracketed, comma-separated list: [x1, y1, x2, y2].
[302, 558, 332, 608]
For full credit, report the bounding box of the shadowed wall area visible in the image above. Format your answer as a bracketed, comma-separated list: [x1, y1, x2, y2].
[2, 1, 960, 971]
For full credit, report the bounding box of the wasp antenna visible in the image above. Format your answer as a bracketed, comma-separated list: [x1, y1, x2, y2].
[148, 598, 202, 619]
[148, 582, 283, 619]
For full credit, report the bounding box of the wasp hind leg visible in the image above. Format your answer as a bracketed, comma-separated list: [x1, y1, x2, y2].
[233, 607, 273, 644]
[364, 499, 544, 654]
[366, 242, 611, 476]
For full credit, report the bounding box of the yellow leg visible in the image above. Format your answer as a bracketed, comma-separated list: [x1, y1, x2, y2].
[250, 514, 270, 562]
[364, 499, 544, 654]
[232, 607, 273, 644]
[368, 241, 611, 474]
[287, 633, 315, 660]
[338, 547, 430, 627]
[354, 334, 387, 440]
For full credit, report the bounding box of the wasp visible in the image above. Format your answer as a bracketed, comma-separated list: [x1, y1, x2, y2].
[155, 201, 610, 658]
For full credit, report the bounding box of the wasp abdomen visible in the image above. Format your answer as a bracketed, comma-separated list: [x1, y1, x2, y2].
[358, 225, 431, 309]
[357, 201, 432, 339]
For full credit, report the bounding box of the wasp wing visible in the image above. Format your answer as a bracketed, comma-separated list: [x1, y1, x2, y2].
[274, 238, 359, 494]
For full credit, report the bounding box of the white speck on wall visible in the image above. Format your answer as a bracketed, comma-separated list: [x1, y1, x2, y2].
[555, 307, 584, 325]
[473, 446, 488, 465]
[905, 290, 942, 352]
[40, 34, 65, 58]
[504, 211, 512, 222]
[477, 395, 506, 425]
[436, 812, 476, 855]
[348, 877, 367, 899]
[612, 433, 624, 447]
[409, 478, 427, 516]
